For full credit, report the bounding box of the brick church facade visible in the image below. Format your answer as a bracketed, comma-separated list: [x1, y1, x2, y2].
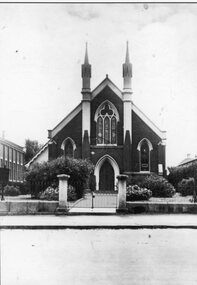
[28, 43, 166, 191]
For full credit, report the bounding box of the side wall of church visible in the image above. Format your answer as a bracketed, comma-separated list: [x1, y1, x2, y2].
[132, 111, 162, 174]
[48, 111, 82, 160]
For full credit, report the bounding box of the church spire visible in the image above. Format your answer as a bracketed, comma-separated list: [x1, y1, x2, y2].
[123, 41, 132, 90]
[125, 40, 130, 63]
[84, 42, 89, 64]
[82, 42, 91, 91]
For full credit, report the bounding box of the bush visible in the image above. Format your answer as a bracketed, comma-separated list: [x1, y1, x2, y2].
[39, 185, 77, 201]
[141, 174, 175, 198]
[168, 161, 197, 188]
[177, 177, 195, 196]
[126, 185, 152, 201]
[39, 186, 58, 201]
[26, 157, 94, 199]
[3, 185, 21, 196]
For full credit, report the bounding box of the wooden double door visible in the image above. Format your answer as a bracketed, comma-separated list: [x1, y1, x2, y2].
[99, 160, 115, 191]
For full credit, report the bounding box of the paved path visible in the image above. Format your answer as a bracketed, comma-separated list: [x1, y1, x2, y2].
[0, 214, 197, 229]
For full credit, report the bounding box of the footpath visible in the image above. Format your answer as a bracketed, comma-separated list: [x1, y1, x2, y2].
[0, 213, 197, 229]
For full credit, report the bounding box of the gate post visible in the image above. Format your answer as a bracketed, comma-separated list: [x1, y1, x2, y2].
[56, 174, 70, 214]
[116, 175, 128, 213]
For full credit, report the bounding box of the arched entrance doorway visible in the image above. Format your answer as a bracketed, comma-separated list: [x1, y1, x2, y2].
[99, 160, 114, 191]
[94, 155, 120, 191]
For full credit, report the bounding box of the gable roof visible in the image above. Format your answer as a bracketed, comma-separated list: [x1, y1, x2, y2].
[132, 103, 166, 140]
[25, 141, 49, 168]
[92, 76, 122, 99]
[50, 103, 82, 138]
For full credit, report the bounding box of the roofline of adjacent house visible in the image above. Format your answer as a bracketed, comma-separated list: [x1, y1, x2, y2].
[0, 138, 25, 153]
[178, 157, 197, 167]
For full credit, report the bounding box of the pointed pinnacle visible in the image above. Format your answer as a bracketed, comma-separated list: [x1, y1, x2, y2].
[84, 42, 89, 64]
[125, 41, 130, 63]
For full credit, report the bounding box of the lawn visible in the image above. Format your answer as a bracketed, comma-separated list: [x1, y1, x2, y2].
[149, 192, 193, 203]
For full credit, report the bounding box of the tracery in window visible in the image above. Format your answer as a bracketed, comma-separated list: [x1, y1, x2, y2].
[95, 102, 118, 145]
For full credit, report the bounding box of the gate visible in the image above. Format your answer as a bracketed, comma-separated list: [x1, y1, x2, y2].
[68, 191, 117, 210]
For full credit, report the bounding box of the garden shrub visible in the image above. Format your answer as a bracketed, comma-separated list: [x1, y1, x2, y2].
[39, 185, 77, 201]
[126, 185, 152, 201]
[26, 157, 94, 199]
[39, 186, 58, 201]
[177, 177, 195, 196]
[141, 174, 175, 198]
[168, 161, 197, 188]
[4, 185, 21, 196]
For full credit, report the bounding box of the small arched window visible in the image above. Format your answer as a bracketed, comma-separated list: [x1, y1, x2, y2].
[61, 138, 76, 158]
[95, 101, 119, 145]
[137, 138, 153, 172]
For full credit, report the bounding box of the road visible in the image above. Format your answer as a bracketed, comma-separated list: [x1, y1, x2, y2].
[1, 229, 197, 285]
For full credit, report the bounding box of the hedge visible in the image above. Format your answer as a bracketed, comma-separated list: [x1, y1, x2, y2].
[177, 177, 195, 196]
[25, 157, 94, 199]
[141, 174, 175, 198]
[168, 161, 197, 188]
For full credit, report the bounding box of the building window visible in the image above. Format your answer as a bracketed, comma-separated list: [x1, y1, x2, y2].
[137, 138, 153, 172]
[65, 140, 73, 158]
[0, 144, 3, 159]
[95, 101, 119, 145]
[61, 138, 76, 159]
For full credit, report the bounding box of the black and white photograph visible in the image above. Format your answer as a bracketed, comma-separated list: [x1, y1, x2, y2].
[0, 2, 197, 284]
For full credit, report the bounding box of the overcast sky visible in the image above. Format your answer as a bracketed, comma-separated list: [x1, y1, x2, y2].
[0, 3, 197, 167]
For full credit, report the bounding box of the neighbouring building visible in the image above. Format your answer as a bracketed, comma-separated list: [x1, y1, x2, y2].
[0, 137, 25, 183]
[27, 43, 166, 191]
[178, 154, 197, 167]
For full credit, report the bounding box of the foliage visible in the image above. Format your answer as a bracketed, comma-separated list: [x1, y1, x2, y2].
[24, 139, 43, 163]
[3, 185, 21, 196]
[141, 174, 175, 198]
[126, 185, 152, 201]
[39, 185, 77, 201]
[168, 161, 197, 188]
[7, 181, 30, 195]
[26, 156, 94, 199]
[177, 177, 195, 196]
[89, 174, 96, 192]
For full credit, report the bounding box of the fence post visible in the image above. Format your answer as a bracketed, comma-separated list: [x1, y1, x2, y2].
[56, 174, 70, 214]
[116, 174, 128, 213]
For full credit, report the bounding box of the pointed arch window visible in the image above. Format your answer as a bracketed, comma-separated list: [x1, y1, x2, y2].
[95, 101, 119, 145]
[61, 138, 76, 158]
[137, 138, 153, 172]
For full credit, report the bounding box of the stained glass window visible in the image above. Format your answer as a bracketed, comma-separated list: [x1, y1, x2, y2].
[97, 117, 103, 144]
[96, 102, 118, 145]
[104, 117, 110, 144]
[111, 117, 117, 144]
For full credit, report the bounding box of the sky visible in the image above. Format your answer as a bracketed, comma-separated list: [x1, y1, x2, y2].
[0, 3, 197, 167]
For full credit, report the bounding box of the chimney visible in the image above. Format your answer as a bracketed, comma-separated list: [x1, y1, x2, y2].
[2, 131, 5, 139]
[187, 153, 190, 158]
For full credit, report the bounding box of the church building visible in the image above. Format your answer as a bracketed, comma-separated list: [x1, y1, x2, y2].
[27, 43, 166, 191]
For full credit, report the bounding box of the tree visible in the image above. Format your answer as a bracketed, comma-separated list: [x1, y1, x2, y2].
[24, 139, 43, 163]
